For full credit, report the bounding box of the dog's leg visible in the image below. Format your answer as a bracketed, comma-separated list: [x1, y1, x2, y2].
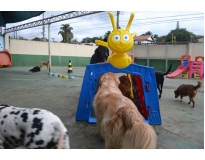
[156, 83, 161, 99]
[160, 78, 164, 99]
[192, 101, 195, 108]
[188, 97, 195, 108]
[180, 95, 183, 102]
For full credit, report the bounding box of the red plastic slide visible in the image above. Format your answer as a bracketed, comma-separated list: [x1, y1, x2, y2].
[0, 50, 12, 68]
[166, 66, 189, 78]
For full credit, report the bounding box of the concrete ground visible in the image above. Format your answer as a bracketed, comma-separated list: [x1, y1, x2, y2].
[0, 66, 204, 149]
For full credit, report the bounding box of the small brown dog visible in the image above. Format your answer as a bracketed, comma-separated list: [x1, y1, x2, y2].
[93, 72, 157, 149]
[118, 75, 131, 98]
[174, 81, 202, 108]
[39, 60, 50, 70]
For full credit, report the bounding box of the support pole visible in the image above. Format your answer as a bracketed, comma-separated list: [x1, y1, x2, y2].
[165, 43, 168, 71]
[48, 23, 51, 72]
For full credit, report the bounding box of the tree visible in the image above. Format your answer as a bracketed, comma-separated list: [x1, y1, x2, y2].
[58, 24, 73, 43]
[165, 28, 199, 42]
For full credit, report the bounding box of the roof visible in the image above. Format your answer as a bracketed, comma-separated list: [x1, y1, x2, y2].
[0, 11, 45, 27]
[134, 35, 155, 42]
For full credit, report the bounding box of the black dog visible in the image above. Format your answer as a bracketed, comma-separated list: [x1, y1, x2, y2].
[29, 66, 40, 72]
[145, 63, 172, 99]
[155, 64, 172, 99]
[90, 37, 109, 64]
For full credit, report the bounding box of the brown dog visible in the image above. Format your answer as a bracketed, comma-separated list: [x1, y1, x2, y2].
[174, 81, 202, 108]
[39, 60, 50, 70]
[93, 72, 157, 149]
[118, 75, 131, 98]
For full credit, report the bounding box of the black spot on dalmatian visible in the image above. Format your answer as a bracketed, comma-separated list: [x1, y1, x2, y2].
[5, 137, 14, 145]
[0, 105, 10, 112]
[33, 110, 40, 115]
[21, 112, 28, 123]
[32, 117, 43, 135]
[20, 129, 25, 139]
[35, 140, 44, 145]
[15, 122, 18, 126]
[1, 120, 4, 125]
[3, 142, 10, 149]
[10, 110, 20, 115]
[26, 133, 35, 148]
[10, 136, 22, 144]
[4, 130, 6, 132]
[46, 137, 57, 149]
[0, 104, 9, 107]
[24, 118, 43, 147]
[3, 115, 7, 118]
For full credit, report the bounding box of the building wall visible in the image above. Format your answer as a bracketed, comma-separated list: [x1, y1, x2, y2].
[9, 39, 98, 67]
[6, 37, 204, 72]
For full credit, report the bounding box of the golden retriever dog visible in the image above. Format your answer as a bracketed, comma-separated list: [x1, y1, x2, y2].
[93, 72, 157, 149]
[39, 60, 50, 70]
[174, 81, 202, 108]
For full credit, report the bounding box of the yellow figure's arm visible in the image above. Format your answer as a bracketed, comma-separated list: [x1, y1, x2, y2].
[95, 40, 108, 48]
[132, 32, 137, 37]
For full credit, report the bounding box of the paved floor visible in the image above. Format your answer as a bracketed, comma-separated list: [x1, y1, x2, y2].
[0, 66, 204, 149]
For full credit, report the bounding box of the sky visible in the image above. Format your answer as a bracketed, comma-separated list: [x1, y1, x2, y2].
[2, 10, 204, 43]
[1, 0, 204, 43]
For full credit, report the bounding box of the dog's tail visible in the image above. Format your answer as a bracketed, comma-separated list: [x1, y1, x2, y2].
[106, 107, 156, 148]
[193, 81, 202, 90]
[123, 120, 157, 149]
[161, 64, 172, 76]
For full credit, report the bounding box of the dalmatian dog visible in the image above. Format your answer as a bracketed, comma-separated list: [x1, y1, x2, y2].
[0, 104, 70, 149]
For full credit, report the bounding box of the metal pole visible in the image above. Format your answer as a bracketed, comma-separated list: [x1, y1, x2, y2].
[117, 11, 120, 29]
[43, 13, 45, 41]
[165, 43, 168, 71]
[147, 45, 149, 66]
[48, 23, 51, 72]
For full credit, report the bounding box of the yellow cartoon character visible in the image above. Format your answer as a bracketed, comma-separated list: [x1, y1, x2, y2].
[95, 12, 136, 69]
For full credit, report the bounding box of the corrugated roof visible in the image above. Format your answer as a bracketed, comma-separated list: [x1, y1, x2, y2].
[0, 11, 45, 27]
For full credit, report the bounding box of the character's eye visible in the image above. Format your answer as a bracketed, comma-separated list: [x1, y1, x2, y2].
[113, 35, 120, 42]
[123, 34, 129, 41]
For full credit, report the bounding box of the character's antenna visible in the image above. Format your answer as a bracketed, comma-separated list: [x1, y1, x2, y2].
[126, 12, 135, 31]
[109, 12, 117, 31]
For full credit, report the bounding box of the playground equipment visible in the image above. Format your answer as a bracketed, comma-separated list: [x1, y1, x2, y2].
[188, 56, 204, 79]
[166, 54, 204, 80]
[75, 12, 161, 125]
[166, 54, 190, 78]
[178, 60, 189, 79]
[75, 63, 162, 125]
[0, 49, 12, 68]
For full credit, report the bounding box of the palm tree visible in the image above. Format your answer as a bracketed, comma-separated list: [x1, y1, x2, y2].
[58, 24, 73, 43]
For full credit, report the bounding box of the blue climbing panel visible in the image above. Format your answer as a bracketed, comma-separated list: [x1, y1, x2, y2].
[75, 63, 162, 125]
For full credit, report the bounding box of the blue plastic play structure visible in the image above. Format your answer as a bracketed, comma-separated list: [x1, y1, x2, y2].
[75, 62, 162, 125]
